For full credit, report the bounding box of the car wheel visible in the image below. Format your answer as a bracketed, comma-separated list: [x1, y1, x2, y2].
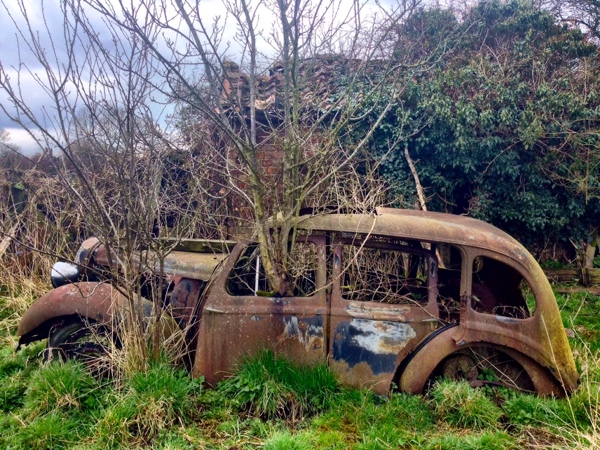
[45, 317, 116, 376]
[432, 346, 535, 393]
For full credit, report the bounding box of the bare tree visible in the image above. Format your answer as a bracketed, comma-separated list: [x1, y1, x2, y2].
[0, 0, 218, 364]
[541, 0, 600, 41]
[0, 0, 436, 300]
[80, 0, 434, 295]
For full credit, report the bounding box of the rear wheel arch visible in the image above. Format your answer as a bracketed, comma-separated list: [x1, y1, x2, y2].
[396, 326, 564, 396]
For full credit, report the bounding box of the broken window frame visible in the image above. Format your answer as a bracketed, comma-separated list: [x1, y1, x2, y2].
[462, 248, 539, 320]
[331, 234, 440, 309]
[225, 236, 324, 298]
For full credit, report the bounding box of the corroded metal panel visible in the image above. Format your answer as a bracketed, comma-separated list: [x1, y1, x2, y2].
[456, 247, 579, 393]
[193, 237, 328, 386]
[332, 319, 416, 374]
[92, 245, 227, 281]
[327, 236, 439, 394]
[170, 278, 204, 326]
[399, 327, 567, 396]
[297, 209, 532, 264]
[17, 283, 130, 337]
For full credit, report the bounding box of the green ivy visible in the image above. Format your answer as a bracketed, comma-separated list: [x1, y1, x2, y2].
[349, 0, 600, 252]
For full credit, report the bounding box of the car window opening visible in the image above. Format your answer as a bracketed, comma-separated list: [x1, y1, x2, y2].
[471, 256, 534, 318]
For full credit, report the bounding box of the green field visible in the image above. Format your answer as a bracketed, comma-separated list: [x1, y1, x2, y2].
[1, 284, 599, 449]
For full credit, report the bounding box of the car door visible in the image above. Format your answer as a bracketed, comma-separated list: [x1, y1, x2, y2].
[327, 234, 440, 394]
[193, 235, 327, 385]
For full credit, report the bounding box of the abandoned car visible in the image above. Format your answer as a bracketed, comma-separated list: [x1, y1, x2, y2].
[17, 208, 579, 395]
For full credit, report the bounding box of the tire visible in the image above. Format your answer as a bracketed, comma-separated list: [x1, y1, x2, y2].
[45, 317, 116, 376]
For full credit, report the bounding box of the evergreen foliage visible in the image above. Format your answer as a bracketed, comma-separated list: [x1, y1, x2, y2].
[360, 1, 600, 249]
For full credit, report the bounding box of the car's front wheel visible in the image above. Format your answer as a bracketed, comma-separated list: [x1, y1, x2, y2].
[45, 316, 117, 376]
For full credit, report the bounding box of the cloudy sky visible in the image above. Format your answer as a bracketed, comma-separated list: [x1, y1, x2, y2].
[0, 0, 396, 155]
[0, 0, 65, 154]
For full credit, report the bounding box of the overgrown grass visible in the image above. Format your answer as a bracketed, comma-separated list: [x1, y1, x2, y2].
[430, 380, 503, 430]
[217, 349, 339, 421]
[558, 291, 600, 352]
[0, 284, 599, 448]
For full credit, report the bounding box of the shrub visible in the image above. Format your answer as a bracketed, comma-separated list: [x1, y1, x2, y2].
[429, 380, 503, 429]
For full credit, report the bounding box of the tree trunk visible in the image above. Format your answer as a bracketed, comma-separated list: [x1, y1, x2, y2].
[404, 144, 427, 211]
[584, 227, 598, 269]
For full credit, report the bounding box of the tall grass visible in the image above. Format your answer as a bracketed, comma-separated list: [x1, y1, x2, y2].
[429, 380, 503, 430]
[1, 275, 599, 448]
[545, 344, 600, 449]
[217, 349, 339, 421]
[91, 361, 202, 447]
[24, 361, 101, 417]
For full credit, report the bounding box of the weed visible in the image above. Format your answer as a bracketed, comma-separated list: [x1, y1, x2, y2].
[13, 412, 80, 450]
[355, 422, 412, 449]
[151, 429, 196, 449]
[429, 380, 503, 429]
[558, 291, 600, 351]
[549, 345, 600, 449]
[91, 397, 139, 448]
[217, 349, 339, 421]
[361, 392, 433, 432]
[311, 388, 434, 449]
[0, 346, 26, 376]
[424, 430, 516, 450]
[347, 393, 434, 448]
[308, 429, 348, 449]
[503, 394, 574, 428]
[24, 360, 101, 417]
[129, 361, 199, 421]
[263, 430, 314, 450]
[0, 280, 41, 347]
[0, 414, 23, 448]
[0, 372, 27, 411]
[91, 361, 201, 447]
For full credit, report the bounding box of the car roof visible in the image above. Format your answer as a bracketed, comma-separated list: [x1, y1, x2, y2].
[296, 207, 533, 265]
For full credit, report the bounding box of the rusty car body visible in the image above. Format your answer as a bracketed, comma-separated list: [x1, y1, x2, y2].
[17, 208, 579, 396]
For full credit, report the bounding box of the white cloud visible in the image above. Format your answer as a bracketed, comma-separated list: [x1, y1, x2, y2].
[2, 127, 40, 155]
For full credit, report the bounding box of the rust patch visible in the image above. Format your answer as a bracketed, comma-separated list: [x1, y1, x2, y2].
[282, 315, 324, 351]
[170, 278, 204, 326]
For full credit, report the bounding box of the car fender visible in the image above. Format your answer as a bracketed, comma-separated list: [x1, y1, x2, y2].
[398, 326, 563, 396]
[17, 282, 178, 347]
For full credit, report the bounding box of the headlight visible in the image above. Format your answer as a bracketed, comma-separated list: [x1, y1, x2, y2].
[51, 261, 81, 288]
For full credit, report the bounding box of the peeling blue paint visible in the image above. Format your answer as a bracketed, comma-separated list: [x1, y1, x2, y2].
[333, 319, 415, 375]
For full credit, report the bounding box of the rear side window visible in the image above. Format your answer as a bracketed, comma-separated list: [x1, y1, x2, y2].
[471, 256, 534, 318]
